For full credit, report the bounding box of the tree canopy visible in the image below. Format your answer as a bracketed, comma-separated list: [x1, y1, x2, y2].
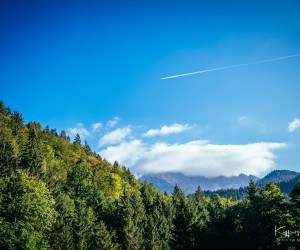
[0, 100, 299, 249]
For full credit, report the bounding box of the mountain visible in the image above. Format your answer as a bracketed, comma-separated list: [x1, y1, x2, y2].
[2, 100, 300, 249]
[140, 170, 300, 195]
[139, 172, 259, 194]
[203, 170, 300, 200]
[277, 174, 300, 195]
[257, 169, 300, 185]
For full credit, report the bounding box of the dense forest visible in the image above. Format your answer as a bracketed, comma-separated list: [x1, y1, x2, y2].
[0, 100, 300, 250]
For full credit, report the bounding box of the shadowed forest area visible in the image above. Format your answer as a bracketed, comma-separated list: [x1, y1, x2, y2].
[0, 100, 300, 250]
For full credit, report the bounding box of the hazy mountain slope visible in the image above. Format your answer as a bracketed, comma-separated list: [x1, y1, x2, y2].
[141, 170, 300, 195]
[203, 170, 300, 200]
[140, 172, 259, 194]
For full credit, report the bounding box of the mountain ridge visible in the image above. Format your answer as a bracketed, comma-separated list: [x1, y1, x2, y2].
[140, 171, 260, 194]
[140, 169, 300, 194]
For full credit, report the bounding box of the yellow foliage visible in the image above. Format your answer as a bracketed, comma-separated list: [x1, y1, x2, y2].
[110, 173, 123, 200]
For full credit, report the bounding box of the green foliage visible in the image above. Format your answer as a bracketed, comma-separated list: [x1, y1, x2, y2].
[189, 187, 210, 249]
[89, 220, 118, 250]
[118, 189, 146, 249]
[141, 182, 173, 249]
[171, 185, 194, 249]
[21, 122, 44, 176]
[0, 171, 57, 249]
[246, 179, 259, 201]
[67, 160, 93, 201]
[241, 182, 293, 249]
[0, 100, 300, 250]
[73, 134, 81, 145]
[0, 125, 18, 176]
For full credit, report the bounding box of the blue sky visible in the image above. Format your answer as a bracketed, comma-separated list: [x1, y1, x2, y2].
[1, 0, 300, 177]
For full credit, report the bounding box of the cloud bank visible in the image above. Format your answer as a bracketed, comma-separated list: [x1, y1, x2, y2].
[142, 123, 192, 137]
[99, 140, 286, 177]
[67, 120, 286, 177]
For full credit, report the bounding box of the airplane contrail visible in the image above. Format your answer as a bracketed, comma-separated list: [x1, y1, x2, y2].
[161, 53, 300, 80]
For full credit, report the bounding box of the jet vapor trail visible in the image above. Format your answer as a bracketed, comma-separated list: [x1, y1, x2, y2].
[161, 53, 300, 80]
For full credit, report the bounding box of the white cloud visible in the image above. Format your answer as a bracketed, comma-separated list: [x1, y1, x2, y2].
[99, 126, 132, 146]
[92, 122, 102, 132]
[142, 123, 192, 137]
[288, 118, 300, 132]
[238, 116, 250, 125]
[106, 116, 120, 128]
[99, 140, 286, 177]
[100, 140, 145, 167]
[68, 123, 90, 139]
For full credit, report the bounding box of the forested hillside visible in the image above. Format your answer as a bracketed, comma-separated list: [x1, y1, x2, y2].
[258, 170, 300, 185]
[0, 100, 300, 249]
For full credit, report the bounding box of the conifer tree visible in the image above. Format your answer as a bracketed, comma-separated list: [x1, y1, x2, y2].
[289, 181, 300, 219]
[190, 187, 210, 249]
[0, 100, 6, 114]
[74, 133, 81, 144]
[118, 189, 146, 249]
[84, 140, 92, 155]
[246, 179, 259, 201]
[246, 182, 292, 249]
[49, 192, 76, 250]
[0, 126, 18, 176]
[60, 130, 68, 141]
[141, 182, 165, 249]
[73, 199, 95, 250]
[171, 185, 194, 249]
[0, 171, 57, 249]
[67, 160, 93, 201]
[287, 181, 300, 249]
[21, 122, 44, 176]
[11, 111, 25, 139]
[89, 220, 118, 250]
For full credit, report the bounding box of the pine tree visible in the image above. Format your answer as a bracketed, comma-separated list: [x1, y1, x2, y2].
[152, 195, 173, 250]
[84, 140, 92, 155]
[0, 126, 18, 176]
[0, 100, 6, 114]
[5, 107, 12, 116]
[144, 214, 162, 250]
[89, 221, 118, 250]
[11, 111, 25, 139]
[288, 181, 300, 249]
[205, 194, 227, 249]
[50, 192, 75, 250]
[190, 187, 210, 249]
[74, 134, 81, 144]
[21, 122, 44, 176]
[73, 199, 95, 250]
[118, 189, 146, 249]
[245, 182, 292, 249]
[141, 182, 164, 249]
[60, 130, 68, 141]
[171, 185, 193, 249]
[289, 182, 300, 224]
[67, 160, 93, 201]
[246, 179, 258, 201]
[0, 171, 57, 249]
